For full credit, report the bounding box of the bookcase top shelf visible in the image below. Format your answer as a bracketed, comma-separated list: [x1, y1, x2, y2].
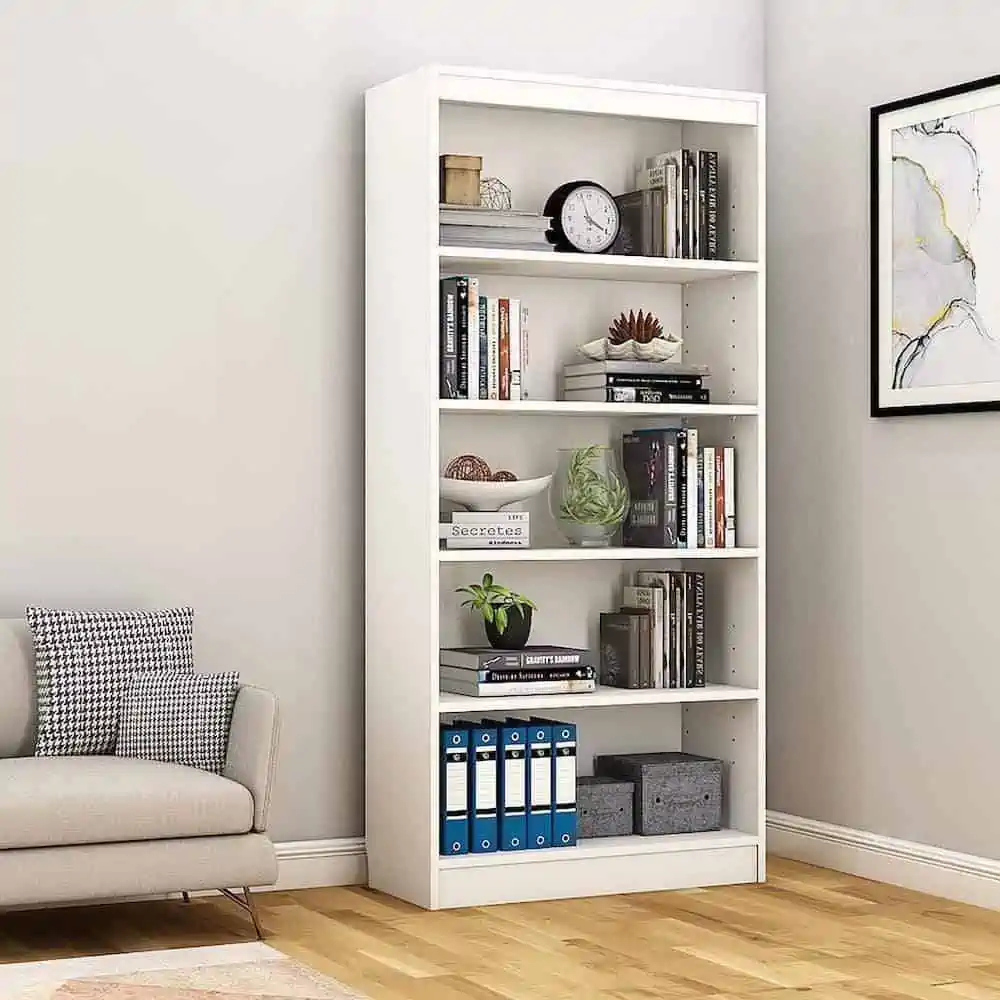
[438, 546, 760, 564]
[438, 400, 759, 417]
[438, 682, 759, 714]
[439, 247, 759, 284]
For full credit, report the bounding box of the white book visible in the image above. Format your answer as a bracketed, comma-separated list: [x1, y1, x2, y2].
[724, 446, 737, 547]
[487, 299, 500, 400]
[509, 298, 522, 401]
[624, 584, 664, 689]
[452, 511, 529, 524]
[467, 277, 480, 401]
[440, 678, 596, 698]
[636, 571, 674, 688]
[444, 536, 530, 549]
[666, 162, 678, 258]
[685, 428, 699, 549]
[703, 447, 716, 549]
[520, 304, 530, 399]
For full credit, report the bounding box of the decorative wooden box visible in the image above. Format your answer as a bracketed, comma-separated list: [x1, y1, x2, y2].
[439, 154, 482, 206]
[595, 752, 722, 835]
[576, 775, 634, 839]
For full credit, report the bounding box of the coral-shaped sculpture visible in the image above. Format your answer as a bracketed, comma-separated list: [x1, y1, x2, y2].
[609, 309, 664, 345]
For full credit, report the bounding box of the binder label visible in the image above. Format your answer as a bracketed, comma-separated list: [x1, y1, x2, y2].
[505, 746, 526, 811]
[445, 748, 468, 815]
[475, 746, 497, 812]
[554, 743, 576, 807]
[530, 746, 552, 807]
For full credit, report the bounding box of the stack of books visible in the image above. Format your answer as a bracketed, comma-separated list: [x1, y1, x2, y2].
[440, 717, 577, 855]
[562, 361, 710, 405]
[440, 645, 595, 697]
[439, 511, 529, 550]
[439, 206, 553, 251]
[439, 276, 529, 400]
[621, 426, 737, 549]
[600, 571, 706, 690]
[610, 149, 720, 259]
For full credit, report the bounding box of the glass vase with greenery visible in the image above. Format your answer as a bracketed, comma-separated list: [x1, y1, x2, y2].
[550, 444, 630, 547]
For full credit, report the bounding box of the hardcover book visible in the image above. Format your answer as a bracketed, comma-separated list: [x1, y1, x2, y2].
[440, 677, 597, 697]
[440, 646, 590, 671]
[499, 298, 510, 401]
[439, 278, 459, 399]
[440, 665, 596, 684]
[599, 612, 645, 689]
[701, 149, 719, 259]
[562, 386, 710, 404]
[622, 429, 680, 547]
[456, 277, 469, 398]
[611, 190, 654, 256]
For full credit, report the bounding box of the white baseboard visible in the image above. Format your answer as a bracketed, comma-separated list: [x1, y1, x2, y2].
[270, 837, 367, 891]
[768, 811, 1000, 910]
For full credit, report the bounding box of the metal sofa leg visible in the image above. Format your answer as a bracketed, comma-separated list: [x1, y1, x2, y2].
[219, 886, 265, 940]
[181, 891, 191, 903]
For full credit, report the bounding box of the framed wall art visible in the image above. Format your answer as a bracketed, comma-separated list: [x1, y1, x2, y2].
[872, 73, 1000, 416]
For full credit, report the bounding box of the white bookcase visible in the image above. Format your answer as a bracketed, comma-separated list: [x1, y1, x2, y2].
[365, 66, 765, 910]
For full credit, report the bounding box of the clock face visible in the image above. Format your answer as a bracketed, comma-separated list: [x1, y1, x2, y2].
[560, 184, 619, 253]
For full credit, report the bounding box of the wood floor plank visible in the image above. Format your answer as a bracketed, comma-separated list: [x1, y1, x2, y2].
[3, 859, 1000, 1000]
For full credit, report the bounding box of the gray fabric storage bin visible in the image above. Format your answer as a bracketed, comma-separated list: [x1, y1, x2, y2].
[595, 751, 722, 835]
[576, 775, 634, 839]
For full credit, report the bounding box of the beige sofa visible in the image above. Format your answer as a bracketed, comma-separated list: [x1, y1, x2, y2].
[0, 619, 279, 935]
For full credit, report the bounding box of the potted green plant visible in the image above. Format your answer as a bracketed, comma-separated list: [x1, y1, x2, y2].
[456, 572, 537, 650]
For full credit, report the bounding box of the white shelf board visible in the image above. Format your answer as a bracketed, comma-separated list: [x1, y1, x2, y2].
[439, 399, 758, 417]
[439, 829, 758, 870]
[439, 546, 760, 563]
[439, 246, 759, 283]
[439, 683, 759, 714]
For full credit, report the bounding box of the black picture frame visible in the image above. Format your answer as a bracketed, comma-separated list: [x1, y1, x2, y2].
[871, 72, 1000, 417]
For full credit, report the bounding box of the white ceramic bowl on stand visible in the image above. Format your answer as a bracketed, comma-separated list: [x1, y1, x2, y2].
[439, 475, 553, 512]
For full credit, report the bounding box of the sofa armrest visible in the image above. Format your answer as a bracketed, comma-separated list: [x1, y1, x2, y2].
[225, 685, 280, 833]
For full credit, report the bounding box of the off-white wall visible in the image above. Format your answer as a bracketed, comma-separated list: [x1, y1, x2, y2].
[766, 0, 1000, 857]
[0, 0, 763, 842]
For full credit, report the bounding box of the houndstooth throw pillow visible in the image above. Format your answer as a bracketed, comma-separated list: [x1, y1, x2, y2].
[26, 607, 195, 756]
[116, 669, 240, 773]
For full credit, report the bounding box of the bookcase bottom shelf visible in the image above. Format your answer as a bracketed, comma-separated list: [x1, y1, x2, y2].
[435, 830, 759, 908]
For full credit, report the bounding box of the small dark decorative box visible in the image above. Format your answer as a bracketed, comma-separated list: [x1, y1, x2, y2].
[576, 775, 634, 839]
[595, 751, 722, 835]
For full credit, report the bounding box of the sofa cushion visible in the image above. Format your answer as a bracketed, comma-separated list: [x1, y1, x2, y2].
[26, 607, 195, 757]
[0, 620, 36, 759]
[117, 670, 240, 773]
[0, 756, 253, 850]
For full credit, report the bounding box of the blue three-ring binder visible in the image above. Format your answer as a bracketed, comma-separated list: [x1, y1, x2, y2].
[439, 723, 469, 855]
[497, 719, 528, 850]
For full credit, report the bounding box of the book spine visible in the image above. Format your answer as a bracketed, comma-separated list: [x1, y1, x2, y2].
[499, 298, 510, 401]
[667, 573, 678, 688]
[686, 430, 700, 548]
[442, 650, 587, 670]
[520, 304, 529, 400]
[697, 449, 706, 548]
[487, 299, 499, 399]
[715, 448, 726, 548]
[571, 387, 710, 404]
[693, 572, 706, 687]
[466, 278, 480, 400]
[680, 150, 692, 258]
[676, 574, 688, 687]
[689, 152, 699, 259]
[444, 679, 596, 697]
[639, 614, 652, 689]
[642, 190, 654, 257]
[439, 279, 459, 399]
[698, 151, 708, 261]
[509, 298, 522, 401]
[651, 187, 664, 257]
[478, 295, 489, 400]
[664, 433, 678, 547]
[685, 573, 696, 688]
[450, 668, 596, 684]
[704, 150, 719, 260]
[451, 511, 529, 524]
[667, 162, 678, 258]
[703, 446, 716, 549]
[456, 277, 469, 398]
[579, 374, 704, 389]
[445, 537, 529, 549]
[677, 429, 688, 548]
[724, 446, 736, 547]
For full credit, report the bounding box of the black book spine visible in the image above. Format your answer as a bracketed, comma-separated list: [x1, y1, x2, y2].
[698, 151, 708, 260]
[703, 151, 719, 260]
[604, 374, 704, 389]
[663, 432, 678, 547]
[676, 574, 688, 687]
[677, 429, 688, 548]
[685, 572, 696, 688]
[478, 296, 489, 399]
[621, 430, 663, 548]
[696, 448, 706, 548]
[439, 278, 459, 399]
[693, 572, 706, 687]
[688, 154, 698, 258]
[666, 574, 678, 688]
[456, 277, 469, 398]
[604, 387, 710, 404]
[680, 150, 692, 258]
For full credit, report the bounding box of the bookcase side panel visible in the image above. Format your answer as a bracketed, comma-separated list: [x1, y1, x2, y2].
[365, 70, 439, 909]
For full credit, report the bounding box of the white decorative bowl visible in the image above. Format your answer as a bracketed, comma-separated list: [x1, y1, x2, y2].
[440, 474, 553, 512]
[578, 335, 683, 362]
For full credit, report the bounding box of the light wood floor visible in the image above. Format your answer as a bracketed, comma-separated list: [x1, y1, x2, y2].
[3, 859, 1000, 999]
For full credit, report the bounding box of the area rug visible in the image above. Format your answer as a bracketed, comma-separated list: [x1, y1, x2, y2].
[0, 943, 365, 998]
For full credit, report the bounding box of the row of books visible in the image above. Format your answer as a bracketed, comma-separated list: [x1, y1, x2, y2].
[562, 360, 711, 405]
[622, 427, 737, 548]
[439, 276, 529, 400]
[440, 645, 593, 697]
[439, 205, 553, 251]
[600, 571, 706, 690]
[440, 717, 576, 854]
[612, 149, 720, 260]
[439, 511, 530, 550]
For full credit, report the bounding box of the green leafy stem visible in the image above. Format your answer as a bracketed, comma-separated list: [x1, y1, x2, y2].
[559, 445, 629, 526]
[456, 572, 537, 634]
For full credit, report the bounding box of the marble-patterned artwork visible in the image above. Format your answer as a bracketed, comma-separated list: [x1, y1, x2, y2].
[874, 79, 1000, 413]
